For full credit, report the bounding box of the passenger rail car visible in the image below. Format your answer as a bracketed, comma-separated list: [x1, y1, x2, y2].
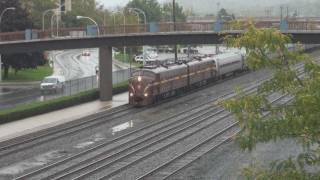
[129, 52, 246, 106]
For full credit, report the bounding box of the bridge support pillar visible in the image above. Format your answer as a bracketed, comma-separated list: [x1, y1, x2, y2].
[99, 46, 113, 101]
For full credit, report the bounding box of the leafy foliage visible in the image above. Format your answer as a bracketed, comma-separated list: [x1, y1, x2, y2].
[161, 2, 186, 22]
[0, 0, 47, 79]
[0, 0, 33, 31]
[20, 0, 56, 29]
[218, 8, 235, 21]
[126, 0, 162, 23]
[61, 0, 105, 27]
[222, 24, 320, 178]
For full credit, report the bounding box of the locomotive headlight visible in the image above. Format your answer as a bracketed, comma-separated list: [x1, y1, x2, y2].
[130, 92, 134, 97]
[144, 93, 148, 97]
[138, 76, 142, 82]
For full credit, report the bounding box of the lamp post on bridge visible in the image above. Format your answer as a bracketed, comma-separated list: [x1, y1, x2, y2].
[111, 11, 126, 33]
[128, 8, 147, 32]
[0, 7, 16, 82]
[111, 11, 126, 62]
[47, 4, 65, 37]
[128, 9, 140, 27]
[76, 15, 100, 36]
[128, 8, 148, 65]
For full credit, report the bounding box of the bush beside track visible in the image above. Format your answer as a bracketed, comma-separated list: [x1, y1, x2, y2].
[0, 81, 128, 124]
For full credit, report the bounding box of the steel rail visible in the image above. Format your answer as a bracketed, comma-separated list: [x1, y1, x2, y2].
[15, 79, 258, 180]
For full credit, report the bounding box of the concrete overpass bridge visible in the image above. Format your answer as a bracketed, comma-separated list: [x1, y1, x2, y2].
[1, 30, 320, 102]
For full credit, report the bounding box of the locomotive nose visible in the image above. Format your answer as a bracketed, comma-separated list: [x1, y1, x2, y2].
[134, 96, 143, 102]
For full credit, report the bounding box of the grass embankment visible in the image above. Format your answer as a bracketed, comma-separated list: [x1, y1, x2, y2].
[3, 64, 53, 82]
[0, 81, 129, 124]
[115, 53, 143, 68]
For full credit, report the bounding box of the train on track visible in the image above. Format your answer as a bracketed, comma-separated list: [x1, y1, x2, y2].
[129, 51, 247, 106]
[129, 44, 320, 106]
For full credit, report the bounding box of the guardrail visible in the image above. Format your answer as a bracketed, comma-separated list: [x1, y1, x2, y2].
[1, 21, 320, 43]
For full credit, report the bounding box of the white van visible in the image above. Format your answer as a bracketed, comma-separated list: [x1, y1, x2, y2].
[40, 76, 66, 93]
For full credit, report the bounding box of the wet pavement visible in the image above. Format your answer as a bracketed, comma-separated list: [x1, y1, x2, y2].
[0, 92, 129, 142]
[0, 87, 17, 95]
[0, 49, 125, 110]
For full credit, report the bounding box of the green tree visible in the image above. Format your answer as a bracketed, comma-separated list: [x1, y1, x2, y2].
[126, 0, 162, 23]
[61, 0, 104, 28]
[20, 0, 56, 29]
[222, 24, 320, 179]
[161, 2, 187, 22]
[1, 0, 46, 79]
[218, 8, 235, 21]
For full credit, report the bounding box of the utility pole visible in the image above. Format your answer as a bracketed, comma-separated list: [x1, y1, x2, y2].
[173, 0, 178, 63]
[280, 5, 283, 20]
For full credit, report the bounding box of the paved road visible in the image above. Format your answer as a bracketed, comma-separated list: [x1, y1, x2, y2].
[52, 49, 121, 80]
[0, 46, 242, 110]
[0, 49, 123, 110]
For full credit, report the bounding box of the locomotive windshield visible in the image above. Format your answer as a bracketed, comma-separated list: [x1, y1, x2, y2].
[131, 70, 155, 78]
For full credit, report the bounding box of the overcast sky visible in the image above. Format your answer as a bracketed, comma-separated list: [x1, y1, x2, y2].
[96, 0, 319, 16]
[97, 0, 168, 8]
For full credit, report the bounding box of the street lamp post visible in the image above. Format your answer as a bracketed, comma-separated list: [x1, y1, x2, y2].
[128, 8, 147, 65]
[50, 10, 64, 37]
[46, 4, 65, 37]
[0, 7, 16, 82]
[76, 15, 100, 36]
[128, 8, 147, 32]
[128, 9, 140, 25]
[42, 9, 55, 31]
[111, 11, 126, 33]
[111, 11, 126, 62]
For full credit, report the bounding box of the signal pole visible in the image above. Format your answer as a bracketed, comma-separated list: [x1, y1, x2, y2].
[173, 0, 178, 62]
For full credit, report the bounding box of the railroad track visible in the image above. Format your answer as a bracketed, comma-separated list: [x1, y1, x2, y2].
[0, 82, 229, 159]
[0, 64, 254, 158]
[12, 64, 306, 179]
[89, 93, 291, 180]
[0, 104, 135, 155]
[138, 95, 294, 180]
[14, 82, 260, 180]
[2, 62, 306, 179]
[17, 84, 294, 179]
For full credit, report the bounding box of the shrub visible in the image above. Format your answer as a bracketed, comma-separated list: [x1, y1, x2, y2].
[0, 81, 129, 124]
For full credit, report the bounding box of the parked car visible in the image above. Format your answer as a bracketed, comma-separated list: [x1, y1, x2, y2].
[158, 46, 174, 53]
[40, 76, 66, 93]
[82, 50, 90, 56]
[134, 55, 157, 63]
[134, 55, 144, 63]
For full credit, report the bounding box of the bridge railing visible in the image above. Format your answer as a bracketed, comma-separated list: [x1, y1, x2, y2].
[0, 21, 320, 43]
